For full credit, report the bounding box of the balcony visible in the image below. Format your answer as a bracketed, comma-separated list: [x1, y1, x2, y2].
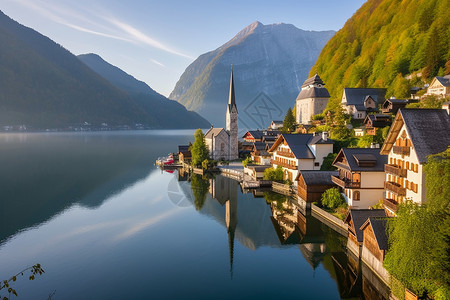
[383, 198, 399, 213]
[385, 164, 407, 177]
[271, 159, 297, 170]
[385, 181, 406, 196]
[393, 145, 410, 156]
[276, 149, 295, 158]
[331, 175, 361, 189]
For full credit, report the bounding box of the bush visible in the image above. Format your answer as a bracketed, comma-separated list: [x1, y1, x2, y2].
[321, 188, 345, 209]
[263, 165, 284, 181]
[242, 157, 252, 167]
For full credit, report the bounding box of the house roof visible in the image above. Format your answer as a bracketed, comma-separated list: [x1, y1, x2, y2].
[178, 145, 189, 153]
[295, 170, 338, 185]
[269, 134, 333, 159]
[271, 120, 283, 125]
[301, 74, 325, 88]
[364, 114, 392, 127]
[242, 130, 264, 140]
[296, 87, 330, 100]
[333, 148, 387, 172]
[344, 209, 386, 243]
[342, 88, 387, 106]
[309, 134, 334, 145]
[380, 109, 450, 163]
[205, 127, 228, 139]
[360, 217, 389, 250]
[246, 165, 271, 172]
[434, 75, 450, 87]
[253, 141, 266, 151]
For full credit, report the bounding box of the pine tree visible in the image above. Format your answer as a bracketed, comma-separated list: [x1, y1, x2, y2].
[282, 108, 296, 133]
[190, 129, 209, 167]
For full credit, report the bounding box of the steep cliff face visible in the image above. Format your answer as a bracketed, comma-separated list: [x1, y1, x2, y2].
[170, 22, 335, 128]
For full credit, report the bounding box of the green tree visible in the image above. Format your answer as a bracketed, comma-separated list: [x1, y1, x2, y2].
[384, 149, 450, 299]
[282, 107, 296, 133]
[242, 157, 252, 167]
[190, 174, 210, 211]
[190, 129, 209, 167]
[321, 187, 345, 209]
[320, 153, 337, 171]
[263, 166, 284, 181]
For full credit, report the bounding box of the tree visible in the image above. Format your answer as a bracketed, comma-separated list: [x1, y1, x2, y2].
[320, 153, 337, 171]
[384, 149, 449, 299]
[321, 188, 345, 209]
[282, 108, 296, 133]
[190, 129, 209, 167]
[190, 174, 210, 211]
[263, 166, 283, 181]
[242, 157, 252, 167]
[1, 264, 44, 299]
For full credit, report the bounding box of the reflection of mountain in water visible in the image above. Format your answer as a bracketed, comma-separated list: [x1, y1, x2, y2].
[0, 132, 192, 244]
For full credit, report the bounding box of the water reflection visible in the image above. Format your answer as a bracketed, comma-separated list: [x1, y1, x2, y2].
[181, 172, 390, 299]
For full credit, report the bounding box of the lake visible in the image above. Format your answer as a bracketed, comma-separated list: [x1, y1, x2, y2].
[0, 131, 388, 299]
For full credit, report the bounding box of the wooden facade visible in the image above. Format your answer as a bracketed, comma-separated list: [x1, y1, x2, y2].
[362, 224, 384, 261]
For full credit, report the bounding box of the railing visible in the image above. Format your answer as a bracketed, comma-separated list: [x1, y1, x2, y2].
[276, 150, 295, 158]
[383, 198, 399, 212]
[393, 145, 410, 156]
[385, 181, 406, 196]
[385, 164, 407, 177]
[271, 159, 297, 170]
[331, 175, 361, 188]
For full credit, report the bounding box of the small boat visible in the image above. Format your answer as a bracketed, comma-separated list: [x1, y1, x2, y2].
[156, 154, 175, 166]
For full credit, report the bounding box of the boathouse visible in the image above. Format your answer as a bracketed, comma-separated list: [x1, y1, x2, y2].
[296, 170, 338, 203]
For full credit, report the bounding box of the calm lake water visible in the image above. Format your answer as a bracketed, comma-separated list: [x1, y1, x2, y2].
[0, 131, 388, 299]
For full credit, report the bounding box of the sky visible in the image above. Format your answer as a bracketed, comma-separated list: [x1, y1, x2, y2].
[0, 0, 366, 97]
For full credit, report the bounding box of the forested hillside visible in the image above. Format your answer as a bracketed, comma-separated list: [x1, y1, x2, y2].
[310, 0, 450, 109]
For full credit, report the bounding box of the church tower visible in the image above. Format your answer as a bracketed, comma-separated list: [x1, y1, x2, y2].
[296, 74, 330, 125]
[226, 66, 239, 160]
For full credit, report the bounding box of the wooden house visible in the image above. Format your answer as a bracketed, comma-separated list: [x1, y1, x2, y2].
[250, 141, 271, 165]
[332, 148, 387, 208]
[381, 98, 409, 114]
[269, 133, 334, 183]
[341, 88, 386, 120]
[380, 108, 450, 215]
[296, 170, 338, 203]
[360, 217, 390, 284]
[363, 114, 391, 135]
[344, 209, 386, 257]
[178, 145, 191, 163]
[424, 75, 450, 98]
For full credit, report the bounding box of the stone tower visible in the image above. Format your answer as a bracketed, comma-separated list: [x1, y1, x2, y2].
[296, 74, 330, 125]
[226, 66, 239, 160]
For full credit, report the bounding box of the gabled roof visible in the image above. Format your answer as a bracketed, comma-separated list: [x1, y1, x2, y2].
[364, 114, 392, 127]
[242, 130, 264, 140]
[342, 88, 387, 106]
[301, 74, 325, 88]
[383, 98, 409, 105]
[253, 141, 266, 151]
[205, 127, 228, 139]
[295, 170, 338, 185]
[344, 209, 386, 243]
[434, 75, 450, 87]
[271, 120, 283, 125]
[380, 109, 450, 163]
[309, 134, 335, 145]
[360, 217, 389, 250]
[269, 134, 333, 159]
[333, 148, 387, 172]
[296, 87, 330, 100]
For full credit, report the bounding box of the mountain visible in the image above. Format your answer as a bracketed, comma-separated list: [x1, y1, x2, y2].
[77, 53, 211, 129]
[0, 10, 209, 129]
[310, 0, 450, 109]
[169, 21, 335, 127]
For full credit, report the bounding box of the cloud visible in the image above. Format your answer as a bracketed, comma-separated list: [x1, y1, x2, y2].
[150, 59, 166, 67]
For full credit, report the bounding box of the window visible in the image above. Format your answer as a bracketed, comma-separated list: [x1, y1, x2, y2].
[314, 162, 320, 167]
[406, 161, 409, 170]
[353, 191, 360, 201]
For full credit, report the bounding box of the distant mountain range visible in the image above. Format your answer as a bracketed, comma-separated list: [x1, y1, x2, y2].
[170, 21, 335, 128]
[310, 0, 450, 108]
[0, 10, 209, 129]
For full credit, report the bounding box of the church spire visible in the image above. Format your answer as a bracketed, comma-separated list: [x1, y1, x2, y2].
[228, 65, 237, 113]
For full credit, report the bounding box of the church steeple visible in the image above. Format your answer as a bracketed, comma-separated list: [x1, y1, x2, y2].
[228, 65, 237, 113]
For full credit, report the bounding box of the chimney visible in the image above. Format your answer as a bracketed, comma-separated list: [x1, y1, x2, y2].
[322, 131, 328, 141]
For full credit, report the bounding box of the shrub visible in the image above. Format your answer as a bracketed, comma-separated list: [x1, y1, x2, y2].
[321, 188, 345, 209]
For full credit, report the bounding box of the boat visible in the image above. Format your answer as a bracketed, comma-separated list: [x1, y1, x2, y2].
[156, 154, 175, 166]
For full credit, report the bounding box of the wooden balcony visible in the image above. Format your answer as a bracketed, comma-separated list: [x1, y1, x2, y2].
[385, 181, 406, 196]
[383, 198, 399, 213]
[276, 150, 295, 158]
[271, 159, 297, 170]
[331, 175, 361, 189]
[393, 145, 410, 156]
[385, 164, 407, 177]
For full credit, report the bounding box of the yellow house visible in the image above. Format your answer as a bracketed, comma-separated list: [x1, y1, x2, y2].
[380, 108, 450, 216]
[425, 75, 450, 97]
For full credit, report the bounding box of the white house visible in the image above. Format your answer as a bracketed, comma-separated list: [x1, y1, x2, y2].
[341, 88, 386, 120]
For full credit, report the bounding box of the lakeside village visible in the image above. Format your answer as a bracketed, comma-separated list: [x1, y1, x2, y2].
[158, 69, 450, 300]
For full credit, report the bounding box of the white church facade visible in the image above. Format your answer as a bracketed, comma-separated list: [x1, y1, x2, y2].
[296, 74, 330, 125]
[205, 67, 239, 161]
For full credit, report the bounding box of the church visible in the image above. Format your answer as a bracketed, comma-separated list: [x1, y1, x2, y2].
[204, 67, 239, 161]
[296, 74, 330, 124]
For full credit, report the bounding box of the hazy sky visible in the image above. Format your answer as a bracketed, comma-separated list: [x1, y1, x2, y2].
[1, 0, 366, 97]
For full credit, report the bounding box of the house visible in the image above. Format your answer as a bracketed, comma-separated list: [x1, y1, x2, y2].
[341, 88, 386, 120]
[381, 98, 409, 114]
[178, 145, 191, 163]
[296, 170, 338, 203]
[296, 74, 330, 124]
[242, 130, 264, 142]
[360, 217, 390, 284]
[204, 67, 238, 160]
[268, 120, 283, 131]
[268, 132, 334, 182]
[380, 108, 450, 215]
[250, 141, 271, 165]
[424, 75, 450, 97]
[332, 148, 387, 208]
[443, 101, 450, 115]
[363, 114, 391, 135]
[344, 209, 386, 257]
[245, 165, 271, 180]
[354, 127, 365, 137]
